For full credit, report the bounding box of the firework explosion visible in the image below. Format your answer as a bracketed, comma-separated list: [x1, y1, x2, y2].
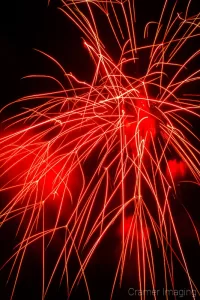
[0, 0, 200, 299]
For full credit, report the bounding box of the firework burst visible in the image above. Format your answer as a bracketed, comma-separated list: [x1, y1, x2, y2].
[0, 0, 200, 299]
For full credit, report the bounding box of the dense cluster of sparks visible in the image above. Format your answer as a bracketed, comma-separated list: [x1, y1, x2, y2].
[0, 0, 200, 299]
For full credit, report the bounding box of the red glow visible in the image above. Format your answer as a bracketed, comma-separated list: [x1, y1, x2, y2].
[166, 159, 187, 180]
[117, 216, 149, 242]
[124, 95, 156, 155]
[1, 130, 81, 203]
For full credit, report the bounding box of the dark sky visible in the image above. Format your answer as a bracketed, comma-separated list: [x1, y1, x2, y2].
[0, 0, 95, 110]
[0, 1, 200, 299]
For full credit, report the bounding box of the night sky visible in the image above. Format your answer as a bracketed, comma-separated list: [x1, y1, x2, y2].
[0, 0, 200, 299]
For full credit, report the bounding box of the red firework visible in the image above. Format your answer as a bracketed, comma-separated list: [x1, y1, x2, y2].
[0, 0, 200, 299]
